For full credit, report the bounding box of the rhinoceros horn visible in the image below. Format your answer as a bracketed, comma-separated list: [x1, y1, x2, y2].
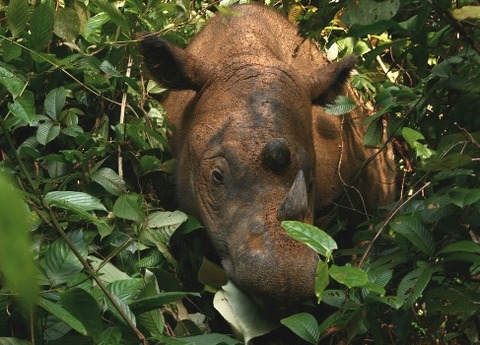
[277, 169, 309, 222]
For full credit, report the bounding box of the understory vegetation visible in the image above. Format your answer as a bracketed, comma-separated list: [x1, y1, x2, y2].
[0, 0, 479, 344]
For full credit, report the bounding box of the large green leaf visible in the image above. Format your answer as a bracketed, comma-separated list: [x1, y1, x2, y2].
[346, 0, 400, 26]
[107, 279, 145, 301]
[147, 211, 188, 242]
[113, 193, 145, 222]
[30, 2, 54, 50]
[6, 0, 30, 38]
[448, 188, 480, 208]
[213, 281, 278, 343]
[94, 0, 130, 33]
[44, 87, 66, 121]
[88, 256, 130, 283]
[198, 257, 229, 289]
[181, 334, 242, 345]
[282, 221, 337, 258]
[397, 264, 435, 309]
[8, 90, 35, 124]
[363, 118, 384, 148]
[42, 230, 87, 286]
[329, 265, 368, 289]
[61, 288, 103, 339]
[37, 297, 88, 335]
[439, 240, 480, 255]
[280, 313, 319, 345]
[0, 175, 38, 309]
[0, 65, 25, 99]
[54, 7, 80, 42]
[390, 215, 435, 256]
[90, 167, 127, 196]
[36, 121, 61, 145]
[44, 191, 107, 212]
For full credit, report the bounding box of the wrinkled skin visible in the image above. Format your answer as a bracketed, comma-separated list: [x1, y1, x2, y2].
[141, 4, 395, 315]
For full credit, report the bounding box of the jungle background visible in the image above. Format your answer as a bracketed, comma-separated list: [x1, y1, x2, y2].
[0, 0, 480, 344]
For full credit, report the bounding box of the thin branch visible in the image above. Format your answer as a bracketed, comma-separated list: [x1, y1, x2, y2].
[118, 56, 133, 178]
[358, 181, 431, 268]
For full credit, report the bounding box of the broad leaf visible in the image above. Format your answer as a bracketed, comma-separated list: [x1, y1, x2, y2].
[346, 0, 400, 26]
[213, 282, 278, 343]
[90, 167, 127, 196]
[113, 193, 145, 222]
[36, 121, 61, 145]
[54, 7, 80, 42]
[147, 211, 188, 242]
[448, 188, 480, 208]
[439, 240, 480, 255]
[198, 257, 229, 288]
[61, 288, 103, 339]
[129, 292, 198, 313]
[44, 87, 66, 120]
[7, 0, 30, 38]
[44, 191, 107, 212]
[30, 2, 54, 50]
[43, 230, 86, 286]
[363, 118, 384, 148]
[0, 338, 32, 345]
[281, 313, 319, 345]
[0, 65, 25, 99]
[37, 297, 87, 335]
[107, 279, 145, 301]
[282, 221, 337, 258]
[181, 334, 242, 345]
[8, 90, 35, 124]
[390, 215, 435, 256]
[397, 264, 434, 309]
[324, 95, 356, 115]
[329, 265, 368, 289]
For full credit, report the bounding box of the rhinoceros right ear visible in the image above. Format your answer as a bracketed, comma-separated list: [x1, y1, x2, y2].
[310, 55, 357, 104]
[140, 34, 209, 91]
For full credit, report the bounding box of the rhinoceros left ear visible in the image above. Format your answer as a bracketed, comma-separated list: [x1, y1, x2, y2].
[310, 55, 357, 104]
[140, 34, 209, 91]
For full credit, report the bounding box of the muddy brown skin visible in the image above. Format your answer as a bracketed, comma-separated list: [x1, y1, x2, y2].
[141, 4, 395, 316]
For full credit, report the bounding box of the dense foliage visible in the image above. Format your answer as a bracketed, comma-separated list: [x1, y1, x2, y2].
[0, 0, 479, 344]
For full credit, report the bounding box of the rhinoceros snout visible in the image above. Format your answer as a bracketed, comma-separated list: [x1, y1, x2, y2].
[277, 170, 309, 222]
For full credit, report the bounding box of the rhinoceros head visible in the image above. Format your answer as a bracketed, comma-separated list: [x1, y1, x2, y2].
[141, 36, 355, 314]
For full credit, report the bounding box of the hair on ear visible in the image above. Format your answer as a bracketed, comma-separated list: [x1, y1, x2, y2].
[140, 34, 208, 91]
[310, 55, 357, 105]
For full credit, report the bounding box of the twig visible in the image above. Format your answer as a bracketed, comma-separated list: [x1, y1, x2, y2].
[118, 56, 133, 178]
[358, 181, 431, 268]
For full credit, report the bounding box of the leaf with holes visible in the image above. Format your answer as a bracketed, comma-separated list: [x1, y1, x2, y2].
[390, 215, 434, 256]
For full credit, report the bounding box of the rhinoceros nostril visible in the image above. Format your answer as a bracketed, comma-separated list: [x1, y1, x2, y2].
[261, 138, 291, 174]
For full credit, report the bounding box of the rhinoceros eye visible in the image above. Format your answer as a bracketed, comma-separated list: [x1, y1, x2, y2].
[212, 170, 224, 184]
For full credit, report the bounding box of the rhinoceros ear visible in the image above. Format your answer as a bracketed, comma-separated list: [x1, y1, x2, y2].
[140, 34, 209, 91]
[310, 55, 357, 104]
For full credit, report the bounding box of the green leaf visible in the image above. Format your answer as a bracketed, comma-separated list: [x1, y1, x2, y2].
[7, 0, 30, 38]
[44, 87, 66, 120]
[30, 2, 54, 50]
[43, 230, 86, 286]
[346, 0, 400, 26]
[90, 167, 127, 196]
[0, 338, 32, 345]
[94, 0, 129, 33]
[61, 288, 103, 339]
[213, 282, 278, 343]
[37, 297, 87, 335]
[8, 90, 35, 124]
[370, 296, 404, 310]
[324, 95, 356, 115]
[448, 188, 480, 208]
[82, 13, 109, 42]
[44, 191, 107, 212]
[104, 294, 136, 328]
[107, 279, 145, 301]
[439, 241, 480, 255]
[321, 289, 346, 308]
[88, 256, 130, 283]
[0, 65, 25, 99]
[390, 215, 435, 256]
[2, 40, 22, 62]
[280, 312, 319, 345]
[147, 211, 188, 242]
[329, 265, 369, 289]
[282, 221, 337, 257]
[99, 60, 122, 77]
[97, 327, 122, 345]
[397, 265, 434, 309]
[363, 118, 384, 148]
[198, 257, 229, 289]
[113, 193, 145, 222]
[54, 7, 80, 42]
[314, 260, 329, 303]
[129, 292, 198, 313]
[419, 153, 472, 172]
[402, 127, 424, 148]
[0, 175, 38, 309]
[36, 121, 61, 145]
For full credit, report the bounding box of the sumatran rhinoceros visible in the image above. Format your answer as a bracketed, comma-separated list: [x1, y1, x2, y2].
[141, 4, 395, 315]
